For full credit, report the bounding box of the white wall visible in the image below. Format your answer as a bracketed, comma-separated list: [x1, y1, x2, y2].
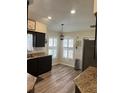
[46, 31, 61, 65]
[28, 20, 47, 33]
[93, 0, 97, 14]
[27, 20, 48, 54]
[59, 30, 95, 69]
[47, 30, 95, 69]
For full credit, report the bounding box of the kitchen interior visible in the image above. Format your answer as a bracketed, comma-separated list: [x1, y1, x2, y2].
[27, 0, 97, 93]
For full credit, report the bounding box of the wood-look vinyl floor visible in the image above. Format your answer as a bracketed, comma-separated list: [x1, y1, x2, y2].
[34, 64, 81, 93]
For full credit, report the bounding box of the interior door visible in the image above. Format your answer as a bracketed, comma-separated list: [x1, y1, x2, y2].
[82, 39, 96, 71]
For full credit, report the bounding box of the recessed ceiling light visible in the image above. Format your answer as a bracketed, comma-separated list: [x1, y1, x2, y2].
[48, 16, 52, 20]
[70, 10, 76, 14]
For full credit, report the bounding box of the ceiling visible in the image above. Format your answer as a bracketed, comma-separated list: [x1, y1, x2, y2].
[28, 0, 95, 32]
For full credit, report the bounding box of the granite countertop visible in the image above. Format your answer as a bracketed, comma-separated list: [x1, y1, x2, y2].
[74, 66, 97, 93]
[27, 52, 50, 60]
[27, 73, 37, 92]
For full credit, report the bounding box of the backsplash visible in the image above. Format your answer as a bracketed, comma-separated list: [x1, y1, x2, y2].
[27, 47, 47, 54]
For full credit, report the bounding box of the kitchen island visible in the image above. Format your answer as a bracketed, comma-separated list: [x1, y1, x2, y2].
[27, 73, 37, 93]
[27, 52, 52, 77]
[74, 66, 97, 93]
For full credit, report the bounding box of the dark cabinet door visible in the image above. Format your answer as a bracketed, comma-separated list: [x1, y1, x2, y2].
[33, 32, 37, 47]
[27, 55, 52, 77]
[27, 31, 45, 47]
[37, 56, 52, 75]
[75, 85, 81, 93]
[36, 32, 45, 47]
[27, 59, 38, 77]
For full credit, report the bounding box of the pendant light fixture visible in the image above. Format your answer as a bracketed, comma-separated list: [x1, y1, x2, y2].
[60, 24, 64, 40]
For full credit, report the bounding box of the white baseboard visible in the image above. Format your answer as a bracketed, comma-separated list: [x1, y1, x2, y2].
[60, 62, 74, 68]
[52, 60, 74, 68]
[52, 62, 59, 66]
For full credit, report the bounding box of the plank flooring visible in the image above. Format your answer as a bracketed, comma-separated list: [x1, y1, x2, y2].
[34, 64, 81, 93]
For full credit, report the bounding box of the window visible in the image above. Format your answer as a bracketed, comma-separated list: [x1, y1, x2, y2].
[27, 33, 33, 51]
[63, 38, 74, 59]
[48, 37, 57, 58]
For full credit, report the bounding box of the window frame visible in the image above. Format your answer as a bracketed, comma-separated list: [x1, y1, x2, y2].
[63, 38, 74, 59]
[48, 37, 58, 59]
[27, 33, 33, 51]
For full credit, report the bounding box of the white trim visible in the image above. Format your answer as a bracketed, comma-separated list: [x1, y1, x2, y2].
[52, 59, 60, 66]
[83, 37, 95, 40]
[52, 62, 59, 66]
[60, 62, 74, 67]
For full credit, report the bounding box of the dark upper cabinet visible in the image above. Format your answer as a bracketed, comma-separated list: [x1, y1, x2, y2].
[35, 32, 45, 47]
[27, 31, 45, 47]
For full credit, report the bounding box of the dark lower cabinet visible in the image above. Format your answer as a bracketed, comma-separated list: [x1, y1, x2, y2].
[75, 85, 81, 93]
[27, 58, 38, 76]
[37, 56, 52, 75]
[27, 55, 52, 77]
